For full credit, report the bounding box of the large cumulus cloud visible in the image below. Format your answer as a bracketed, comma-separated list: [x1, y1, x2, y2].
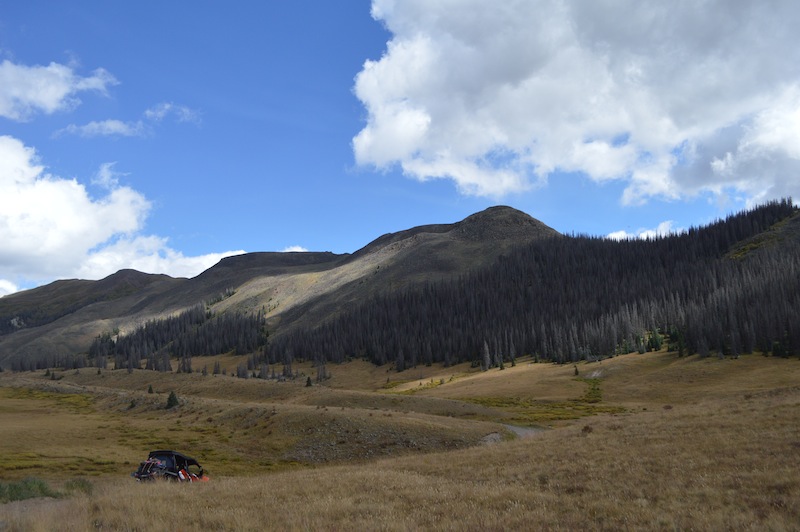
[353, 0, 800, 203]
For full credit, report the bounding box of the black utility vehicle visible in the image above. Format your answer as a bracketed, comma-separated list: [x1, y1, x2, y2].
[132, 450, 209, 482]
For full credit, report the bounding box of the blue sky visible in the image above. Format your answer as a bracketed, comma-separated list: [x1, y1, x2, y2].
[2, 1, 799, 296]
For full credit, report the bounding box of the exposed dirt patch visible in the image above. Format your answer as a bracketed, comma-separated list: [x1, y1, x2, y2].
[503, 424, 546, 438]
[480, 432, 503, 445]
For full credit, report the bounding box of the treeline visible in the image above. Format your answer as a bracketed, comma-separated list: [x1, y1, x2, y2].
[85, 305, 266, 372]
[5, 352, 91, 373]
[265, 198, 799, 368]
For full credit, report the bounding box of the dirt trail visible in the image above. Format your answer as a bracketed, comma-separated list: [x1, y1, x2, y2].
[503, 424, 546, 438]
[481, 425, 546, 444]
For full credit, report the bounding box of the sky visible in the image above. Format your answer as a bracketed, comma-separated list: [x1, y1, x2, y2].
[1, 1, 799, 297]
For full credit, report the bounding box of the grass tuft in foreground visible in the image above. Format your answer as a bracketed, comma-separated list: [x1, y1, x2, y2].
[0, 478, 61, 503]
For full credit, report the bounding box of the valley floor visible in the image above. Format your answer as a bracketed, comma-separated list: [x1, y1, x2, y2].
[1, 351, 799, 530]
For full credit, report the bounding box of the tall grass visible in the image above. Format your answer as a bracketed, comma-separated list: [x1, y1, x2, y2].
[0, 478, 60, 503]
[1, 353, 799, 529]
[3, 381, 798, 530]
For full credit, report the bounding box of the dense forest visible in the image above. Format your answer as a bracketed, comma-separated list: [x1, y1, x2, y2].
[111, 306, 265, 370]
[266, 199, 800, 369]
[7, 199, 799, 373]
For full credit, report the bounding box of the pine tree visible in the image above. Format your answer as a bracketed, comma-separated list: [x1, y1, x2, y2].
[482, 341, 491, 371]
[166, 391, 179, 409]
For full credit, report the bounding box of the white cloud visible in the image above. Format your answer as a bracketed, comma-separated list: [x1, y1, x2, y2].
[607, 220, 681, 241]
[145, 102, 201, 124]
[93, 162, 123, 189]
[281, 245, 309, 253]
[0, 135, 243, 294]
[56, 102, 200, 138]
[354, 0, 800, 204]
[0, 59, 117, 121]
[55, 119, 147, 138]
[75, 235, 243, 281]
[0, 279, 18, 298]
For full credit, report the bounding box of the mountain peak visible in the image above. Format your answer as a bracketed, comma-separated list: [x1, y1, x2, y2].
[355, 206, 558, 257]
[454, 206, 559, 241]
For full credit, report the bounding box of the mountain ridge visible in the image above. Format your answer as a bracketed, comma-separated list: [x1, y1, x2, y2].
[3, 200, 798, 371]
[267, 200, 799, 368]
[0, 205, 559, 367]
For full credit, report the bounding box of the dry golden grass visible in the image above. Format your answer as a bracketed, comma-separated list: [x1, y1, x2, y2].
[0, 387, 141, 479]
[2, 352, 799, 530]
[0, 363, 504, 481]
[391, 356, 585, 402]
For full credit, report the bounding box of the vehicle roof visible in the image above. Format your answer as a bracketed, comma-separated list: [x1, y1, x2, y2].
[147, 450, 200, 463]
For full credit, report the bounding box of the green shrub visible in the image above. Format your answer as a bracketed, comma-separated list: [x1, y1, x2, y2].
[0, 478, 61, 503]
[166, 391, 179, 409]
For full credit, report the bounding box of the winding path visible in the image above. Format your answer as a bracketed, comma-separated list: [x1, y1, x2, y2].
[503, 424, 546, 438]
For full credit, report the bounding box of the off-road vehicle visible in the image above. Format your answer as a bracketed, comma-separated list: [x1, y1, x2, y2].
[132, 450, 209, 482]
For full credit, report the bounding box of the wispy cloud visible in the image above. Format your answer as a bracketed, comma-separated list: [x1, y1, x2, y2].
[145, 102, 201, 124]
[55, 119, 147, 138]
[56, 101, 200, 139]
[281, 245, 309, 253]
[92, 162, 124, 189]
[0, 59, 117, 121]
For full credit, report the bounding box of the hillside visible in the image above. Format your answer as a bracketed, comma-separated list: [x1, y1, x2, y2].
[269, 198, 800, 368]
[0, 206, 558, 369]
[0, 271, 185, 368]
[2, 201, 799, 371]
[0, 269, 183, 334]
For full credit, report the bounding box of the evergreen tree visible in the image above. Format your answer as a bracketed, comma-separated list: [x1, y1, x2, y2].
[166, 391, 179, 409]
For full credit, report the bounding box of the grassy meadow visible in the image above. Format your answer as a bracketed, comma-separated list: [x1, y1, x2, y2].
[1, 351, 799, 530]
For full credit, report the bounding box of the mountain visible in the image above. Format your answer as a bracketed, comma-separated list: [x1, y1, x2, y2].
[267, 199, 800, 368]
[0, 270, 185, 367]
[2, 200, 798, 372]
[0, 206, 559, 368]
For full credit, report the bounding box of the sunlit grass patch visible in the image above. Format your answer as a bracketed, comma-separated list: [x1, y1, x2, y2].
[3, 452, 117, 476]
[461, 395, 624, 424]
[395, 377, 448, 394]
[382, 379, 410, 389]
[576, 377, 603, 403]
[0, 387, 94, 413]
[460, 376, 623, 424]
[3, 452, 47, 472]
